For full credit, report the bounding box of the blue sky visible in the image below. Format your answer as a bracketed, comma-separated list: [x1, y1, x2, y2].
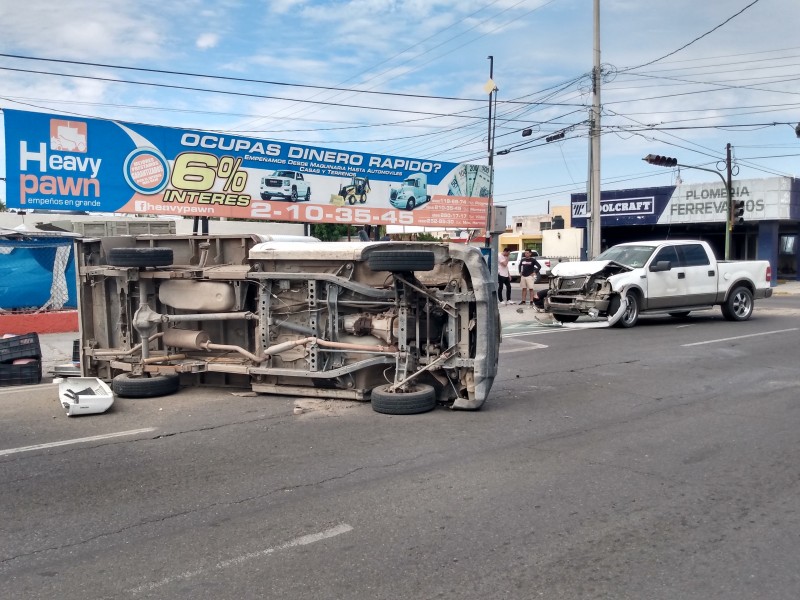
[1, 0, 799, 218]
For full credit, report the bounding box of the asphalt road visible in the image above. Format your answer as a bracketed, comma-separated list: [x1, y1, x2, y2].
[2, 298, 799, 600]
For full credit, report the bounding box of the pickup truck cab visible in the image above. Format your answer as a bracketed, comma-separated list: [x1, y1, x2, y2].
[260, 170, 311, 202]
[545, 240, 772, 327]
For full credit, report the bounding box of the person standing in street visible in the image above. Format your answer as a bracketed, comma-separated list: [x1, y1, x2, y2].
[518, 249, 541, 305]
[497, 247, 512, 305]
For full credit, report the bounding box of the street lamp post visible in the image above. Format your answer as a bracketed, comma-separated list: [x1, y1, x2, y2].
[643, 150, 736, 259]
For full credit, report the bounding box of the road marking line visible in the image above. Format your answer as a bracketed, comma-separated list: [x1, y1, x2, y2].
[0, 428, 156, 457]
[0, 383, 58, 396]
[502, 328, 577, 338]
[128, 524, 353, 595]
[681, 327, 799, 347]
[501, 341, 548, 353]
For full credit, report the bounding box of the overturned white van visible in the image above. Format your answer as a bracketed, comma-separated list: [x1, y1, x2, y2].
[75, 235, 500, 414]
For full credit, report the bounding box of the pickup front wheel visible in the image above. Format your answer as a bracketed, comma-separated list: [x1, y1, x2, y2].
[721, 286, 753, 321]
[609, 292, 640, 328]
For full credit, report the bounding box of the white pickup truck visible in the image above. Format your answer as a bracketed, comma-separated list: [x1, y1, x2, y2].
[544, 240, 773, 327]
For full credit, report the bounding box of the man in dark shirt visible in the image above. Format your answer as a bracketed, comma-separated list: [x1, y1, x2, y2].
[518, 249, 541, 305]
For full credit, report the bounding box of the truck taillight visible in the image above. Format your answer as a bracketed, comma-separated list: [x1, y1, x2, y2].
[766, 265, 772, 281]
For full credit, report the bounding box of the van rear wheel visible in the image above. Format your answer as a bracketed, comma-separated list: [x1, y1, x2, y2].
[371, 384, 436, 415]
[112, 373, 180, 398]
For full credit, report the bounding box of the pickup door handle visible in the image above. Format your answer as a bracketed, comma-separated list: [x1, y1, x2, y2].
[708, 270, 715, 277]
[677, 272, 685, 279]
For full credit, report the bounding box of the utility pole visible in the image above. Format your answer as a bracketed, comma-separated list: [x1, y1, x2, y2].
[588, 0, 602, 258]
[725, 142, 733, 259]
[485, 56, 499, 284]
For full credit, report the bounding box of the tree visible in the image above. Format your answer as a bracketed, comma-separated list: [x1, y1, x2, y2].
[310, 223, 350, 241]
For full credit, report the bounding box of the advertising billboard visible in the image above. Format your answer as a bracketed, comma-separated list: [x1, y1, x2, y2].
[3, 109, 491, 228]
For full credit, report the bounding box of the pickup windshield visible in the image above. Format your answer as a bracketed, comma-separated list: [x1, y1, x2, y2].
[595, 245, 656, 268]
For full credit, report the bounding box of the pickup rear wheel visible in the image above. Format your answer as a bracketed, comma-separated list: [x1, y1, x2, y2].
[721, 286, 753, 321]
[371, 384, 436, 415]
[609, 291, 640, 328]
[305, 187, 311, 201]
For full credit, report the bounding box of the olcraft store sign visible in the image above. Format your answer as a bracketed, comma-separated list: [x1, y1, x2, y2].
[4, 109, 491, 227]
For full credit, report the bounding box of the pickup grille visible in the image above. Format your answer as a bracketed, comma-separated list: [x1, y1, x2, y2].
[558, 277, 586, 292]
[264, 178, 283, 187]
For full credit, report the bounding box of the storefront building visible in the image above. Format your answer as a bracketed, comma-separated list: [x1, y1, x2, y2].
[571, 176, 800, 281]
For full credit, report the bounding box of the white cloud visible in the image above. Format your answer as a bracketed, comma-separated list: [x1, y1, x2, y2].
[0, 0, 166, 60]
[196, 33, 220, 50]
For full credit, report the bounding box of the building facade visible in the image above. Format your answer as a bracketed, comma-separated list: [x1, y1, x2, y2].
[570, 176, 800, 281]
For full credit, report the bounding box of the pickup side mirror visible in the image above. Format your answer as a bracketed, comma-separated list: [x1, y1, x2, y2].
[649, 260, 672, 272]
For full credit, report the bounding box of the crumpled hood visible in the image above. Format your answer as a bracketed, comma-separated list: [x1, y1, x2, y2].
[551, 260, 613, 277]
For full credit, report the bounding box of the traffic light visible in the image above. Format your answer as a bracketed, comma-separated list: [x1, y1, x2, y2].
[643, 154, 678, 167]
[732, 199, 745, 226]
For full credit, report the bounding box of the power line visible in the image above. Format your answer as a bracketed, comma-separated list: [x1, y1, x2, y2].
[622, 0, 763, 71]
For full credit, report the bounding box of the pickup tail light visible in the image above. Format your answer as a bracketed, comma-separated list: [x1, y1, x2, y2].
[766, 265, 772, 282]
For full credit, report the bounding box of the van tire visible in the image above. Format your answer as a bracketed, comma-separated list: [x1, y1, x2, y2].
[112, 373, 180, 398]
[371, 384, 436, 415]
[367, 250, 435, 272]
[108, 248, 173, 268]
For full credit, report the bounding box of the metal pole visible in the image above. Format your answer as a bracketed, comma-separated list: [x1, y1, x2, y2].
[589, 0, 602, 257]
[485, 56, 499, 287]
[725, 142, 733, 260]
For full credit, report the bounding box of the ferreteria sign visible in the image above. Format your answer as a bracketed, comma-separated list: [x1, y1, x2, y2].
[665, 185, 765, 221]
[3, 109, 491, 228]
[570, 177, 797, 227]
